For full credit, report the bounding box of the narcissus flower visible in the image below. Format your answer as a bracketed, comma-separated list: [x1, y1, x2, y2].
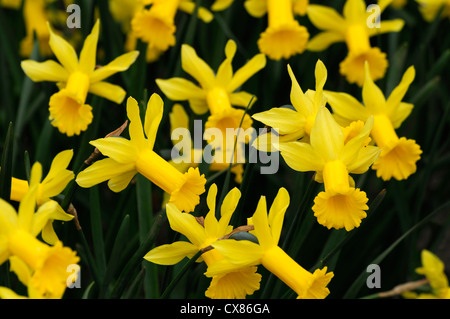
[76, 94, 206, 213]
[325, 63, 422, 181]
[131, 0, 214, 62]
[277, 107, 379, 231]
[156, 39, 265, 149]
[144, 184, 261, 299]
[415, 0, 450, 21]
[8, 150, 74, 244]
[208, 187, 334, 298]
[245, 0, 310, 60]
[403, 250, 450, 299]
[252, 59, 328, 152]
[0, 164, 79, 298]
[306, 0, 405, 85]
[21, 20, 139, 136]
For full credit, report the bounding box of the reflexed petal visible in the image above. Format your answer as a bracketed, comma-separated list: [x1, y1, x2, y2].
[144, 93, 164, 149]
[108, 170, 137, 192]
[9, 256, 31, 287]
[347, 145, 380, 174]
[47, 22, 79, 73]
[126, 96, 147, 150]
[341, 116, 374, 166]
[76, 158, 136, 188]
[166, 203, 206, 247]
[181, 44, 216, 89]
[268, 187, 289, 245]
[79, 20, 100, 74]
[31, 200, 73, 238]
[368, 19, 405, 37]
[204, 184, 219, 238]
[0, 199, 18, 235]
[287, 65, 309, 114]
[170, 103, 190, 132]
[211, 239, 263, 268]
[88, 81, 126, 104]
[229, 91, 257, 108]
[90, 51, 140, 83]
[178, 2, 214, 23]
[252, 107, 306, 135]
[144, 241, 199, 265]
[156, 78, 205, 101]
[343, 0, 367, 24]
[386, 66, 415, 116]
[390, 102, 414, 129]
[306, 31, 345, 51]
[278, 141, 324, 172]
[362, 62, 387, 114]
[314, 60, 327, 108]
[310, 107, 344, 160]
[307, 5, 347, 33]
[244, 0, 267, 18]
[324, 90, 369, 126]
[20, 60, 69, 83]
[216, 40, 237, 87]
[90, 137, 137, 164]
[218, 187, 241, 235]
[252, 196, 273, 248]
[227, 53, 266, 92]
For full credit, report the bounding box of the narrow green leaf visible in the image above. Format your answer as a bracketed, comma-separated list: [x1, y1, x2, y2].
[0, 122, 14, 200]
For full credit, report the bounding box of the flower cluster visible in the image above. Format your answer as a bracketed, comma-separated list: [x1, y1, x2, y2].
[0, 0, 446, 301]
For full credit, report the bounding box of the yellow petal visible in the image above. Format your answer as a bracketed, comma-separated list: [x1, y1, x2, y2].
[9, 256, 31, 287]
[144, 241, 200, 265]
[210, 239, 264, 268]
[252, 107, 306, 135]
[244, 0, 267, 18]
[89, 81, 126, 104]
[47, 22, 79, 73]
[0, 199, 18, 235]
[31, 200, 73, 239]
[343, 0, 367, 24]
[218, 187, 241, 235]
[204, 184, 219, 238]
[314, 59, 327, 108]
[324, 90, 369, 126]
[310, 107, 344, 160]
[390, 102, 414, 129]
[40, 150, 74, 200]
[126, 96, 147, 150]
[368, 19, 405, 37]
[79, 20, 100, 74]
[90, 51, 140, 83]
[306, 4, 347, 33]
[211, 0, 235, 11]
[143, 93, 164, 149]
[306, 31, 345, 51]
[156, 78, 205, 101]
[386, 66, 415, 118]
[215, 40, 236, 87]
[227, 53, 266, 92]
[268, 187, 290, 245]
[90, 137, 137, 164]
[287, 65, 310, 115]
[229, 91, 256, 108]
[166, 203, 206, 247]
[341, 116, 374, 167]
[278, 141, 324, 172]
[362, 62, 387, 114]
[178, 1, 214, 23]
[252, 196, 273, 248]
[20, 60, 69, 83]
[76, 158, 136, 189]
[347, 145, 380, 174]
[170, 103, 190, 133]
[181, 44, 216, 90]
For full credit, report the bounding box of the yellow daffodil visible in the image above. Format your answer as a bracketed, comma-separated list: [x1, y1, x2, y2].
[277, 107, 379, 231]
[8, 150, 74, 244]
[252, 59, 327, 152]
[21, 19, 139, 136]
[145, 184, 262, 299]
[403, 250, 450, 299]
[207, 187, 334, 298]
[76, 94, 206, 213]
[0, 164, 79, 298]
[131, 0, 214, 62]
[156, 39, 265, 149]
[307, 0, 404, 85]
[416, 0, 450, 21]
[244, 0, 309, 60]
[325, 63, 422, 181]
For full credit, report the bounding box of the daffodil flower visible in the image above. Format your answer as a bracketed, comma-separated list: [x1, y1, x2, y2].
[306, 0, 405, 85]
[403, 250, 450, 299]
[244, 0, 310, 60]
[144, 184, 262, 299]
[207, 187, 334, 298]
[252, 59, 328, 152]
[21, 19, 139, 136]
[131, 0, 215, 62]
[156, 39, 265, 149]
[7, 150, 75, 244]
[0, 164, 79, 298]
[0, 0, 22, 9]
[325, 63, 422, 181]
[277, 107, 380, 231]
[76, 94, 206, 213]
[416, 0, 450, 22]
